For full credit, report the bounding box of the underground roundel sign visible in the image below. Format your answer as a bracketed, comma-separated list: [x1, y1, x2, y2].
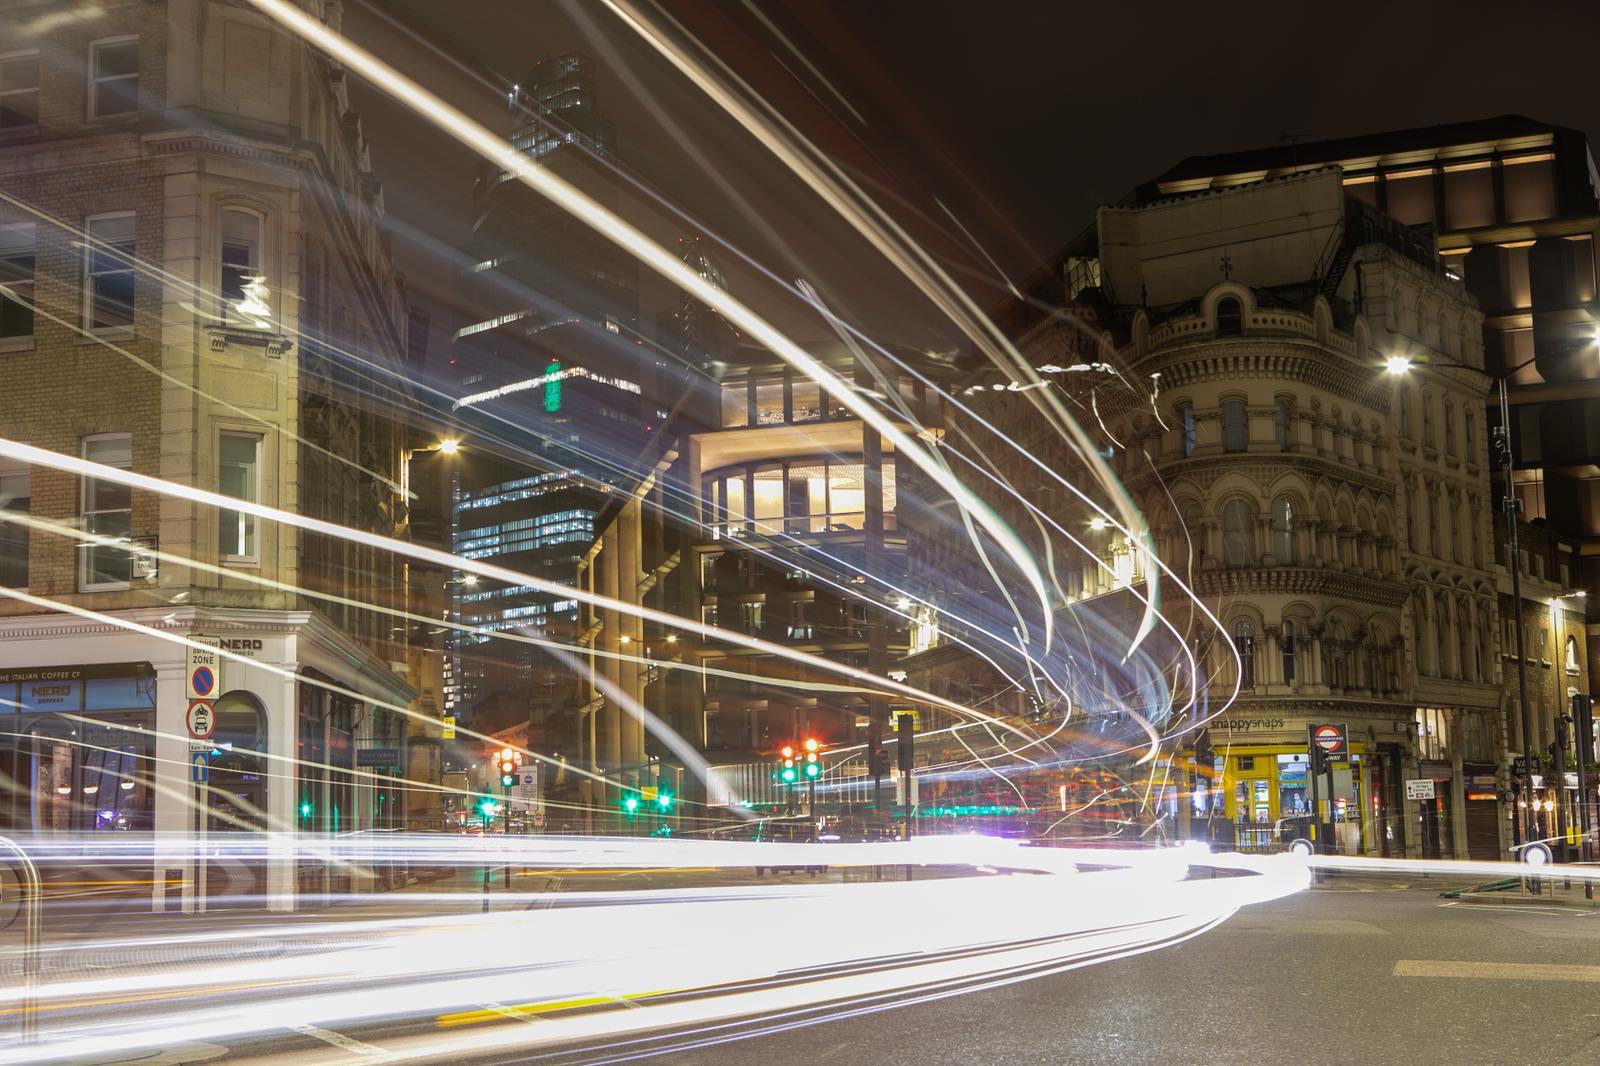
[1311, 723, 1347, 756]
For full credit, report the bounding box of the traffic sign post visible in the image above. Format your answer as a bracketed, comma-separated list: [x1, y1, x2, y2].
[186, 642, 221, 700]
[191, 753, 208, 783]
[1307, 723, 1349, 856]
[185, 700, 216, 740]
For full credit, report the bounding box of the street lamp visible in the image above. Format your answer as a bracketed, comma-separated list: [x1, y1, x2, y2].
[1385, 342, 1597, 853]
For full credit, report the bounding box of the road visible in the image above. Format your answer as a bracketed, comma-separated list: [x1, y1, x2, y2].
[677, 878, 1600, 1066]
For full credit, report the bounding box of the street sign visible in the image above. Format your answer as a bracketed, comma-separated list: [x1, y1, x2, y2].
[1405, 778, 1436, 801]
[185, 700, 215, 739]
[356, 747, 402, 767]
[191, 753, 208, 783]
[440, 715, 456, 740]
[1309, 723, 1348, 760]
[187, 642, 221, 700]
[891, 710, 920, 731]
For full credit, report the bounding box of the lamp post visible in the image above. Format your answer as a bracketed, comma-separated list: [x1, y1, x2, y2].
[1386, 334, 1598, 855]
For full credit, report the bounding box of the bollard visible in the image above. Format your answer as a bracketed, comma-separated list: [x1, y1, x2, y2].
[0, 836, 41, 1045]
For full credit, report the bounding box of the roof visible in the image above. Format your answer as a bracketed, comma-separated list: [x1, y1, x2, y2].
[1154, 114, 1570, 186]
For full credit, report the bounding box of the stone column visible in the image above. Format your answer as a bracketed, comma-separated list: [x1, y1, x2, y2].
[1255, 516, 1272, 565]
[1262, 626, 1282, 687]
[1308, 624, 1327, 689]
[1305, 519, 1324, 567]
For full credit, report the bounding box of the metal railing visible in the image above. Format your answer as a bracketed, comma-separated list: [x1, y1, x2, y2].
[0, 836, 41, 1044]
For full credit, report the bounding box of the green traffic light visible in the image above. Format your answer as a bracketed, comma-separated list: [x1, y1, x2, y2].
[804, 762, 820, 778]
[501, 773, 516, 787]
[478, 798, 499, 818]
[780, 767, 798, 783]
[623, 794, 640, 813]
[298, 800, 312, 818]
[656, 792, 673, 810]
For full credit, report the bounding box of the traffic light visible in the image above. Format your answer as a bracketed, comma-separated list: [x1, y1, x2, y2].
[896, 714, 916, 772]
[478, 797, 499, 820]
[803, 738, 820, 779]
[622, 792, 640, 814]
[298, 799, 313, 820]
[655, 782, 674, 810]
[497, 747, 518, 788]
[868, 745, 889, 777]
[780, 745, 798, 784]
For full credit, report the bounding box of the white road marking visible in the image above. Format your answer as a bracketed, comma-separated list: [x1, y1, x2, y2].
[285, 1022, 389, 1055]
[1395, 960, 1600, 983]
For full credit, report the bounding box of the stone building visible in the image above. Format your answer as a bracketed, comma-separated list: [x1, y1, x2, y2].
[0, 0, 420, 909]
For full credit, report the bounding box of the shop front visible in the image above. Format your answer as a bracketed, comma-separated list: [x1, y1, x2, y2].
[1197, 742, 1374, 854]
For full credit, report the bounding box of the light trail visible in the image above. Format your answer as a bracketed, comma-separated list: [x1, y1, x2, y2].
[0, 835, 1306, 1063]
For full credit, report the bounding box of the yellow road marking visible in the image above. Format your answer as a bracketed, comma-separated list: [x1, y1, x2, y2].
[437, 987, 681, 1028]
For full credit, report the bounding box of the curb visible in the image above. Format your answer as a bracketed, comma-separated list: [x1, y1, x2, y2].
[1450, 890, 1600, 909]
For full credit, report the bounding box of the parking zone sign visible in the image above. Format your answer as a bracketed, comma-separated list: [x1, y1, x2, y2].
[187, 642, 221, 699]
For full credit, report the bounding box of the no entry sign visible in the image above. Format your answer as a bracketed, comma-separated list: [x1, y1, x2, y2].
[1309, 722, 1348, 759]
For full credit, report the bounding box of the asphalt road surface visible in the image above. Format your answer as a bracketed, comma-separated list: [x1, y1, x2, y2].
[678, 879, 1600, 1066]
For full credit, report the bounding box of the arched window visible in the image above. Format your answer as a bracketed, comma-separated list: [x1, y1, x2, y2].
[1281, 620, 1298, 684]
[1222, 399, 1248, 453]
[220, 208, 263, 322]
[1412, 597, 1428, 676]
[1271, 496, 1296, 564]
[1568, 635, 1582, 674]
[1222, 499, 1254, 566]
[1460, 599, 1474, 681]
[1464, 410, 1475, 460]
[1216, 297, 1242, 336]
[1436, 594, 1452, 678]
[1399, 386, 1412, 440]
[1422, 395, 1435, 449]
[1444, 401, 1456, 455]
[1233, 619, 1255, 688]
[1274, 398, 1292, 451]
[1406, 484, 1419, 553]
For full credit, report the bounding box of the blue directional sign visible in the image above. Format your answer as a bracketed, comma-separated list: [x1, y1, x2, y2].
[192, 753, 208, 783]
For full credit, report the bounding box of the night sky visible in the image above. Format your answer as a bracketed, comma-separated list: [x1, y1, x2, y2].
[347, 0, 1600, 359]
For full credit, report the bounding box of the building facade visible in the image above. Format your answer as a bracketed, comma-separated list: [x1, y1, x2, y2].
[0, 0, 419, 909]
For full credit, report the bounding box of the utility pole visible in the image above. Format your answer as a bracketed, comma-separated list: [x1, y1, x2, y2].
[1498, 376, 1539, 855]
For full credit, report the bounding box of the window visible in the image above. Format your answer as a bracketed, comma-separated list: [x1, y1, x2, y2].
[1385, 169, 1434, 226]
[220, 209, 262, 321]
[0, 458, 27, 588]
[1421, 396, 1434, 448]
[1463, 409, 1474, 461]
[739, 601, 763, 633]
[1233, 620, 1255, 688]
[89, 36, 139, 118]
[1399, 387, 1412, 439]
[85, 212, 135, 331]
[81, 434, 133, 589]
[1180, 403, 1196, 457]
[0, 222, 34, 341]
[1567, 235, 1597, 304]
[788, 599, 813, 640]
[1568, 636, 1581, 675]
[1274, 398, 1291, 451]
[0, 51, 39, 130]
[218, 433, 260, 561]
[1270, 497, 1295, 564]
[1216, 297, 1242, 336]
[1503, 154, 1556, 223]
[1221, 399, 1247, 453]
[1281, 620, 1297, 684]
[699, 552, 720, 593]
[1443, 402, 1455, 455]
[720, 381, 749, 428]
[1502, 242, 1533, 310]
[1442, 162, 1494, 230]
[1221, 499, 1253, 566]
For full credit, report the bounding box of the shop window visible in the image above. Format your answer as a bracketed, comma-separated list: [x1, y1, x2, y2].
[0, 221, 34, 342]
[0, 457, 29, 588]
[218, 432, 260, 561]
[85, 212, 136, 331]
[1274, 398, 1291, 451]
[1221, 399, 1247, 452]
[1270, 496, 1295, 564]
[0, 50, 39, 129]
[80, 433, 133, 590]
[1232, 619, 1255, 688]
[220, 209, 263, 323]
[1221, 498, 1253, 566]
[1385, 169, 1435, 226]
[1503, 154, 1556, 223]
[89, 36, 139, 119]
[1442, 162, 1494, 230]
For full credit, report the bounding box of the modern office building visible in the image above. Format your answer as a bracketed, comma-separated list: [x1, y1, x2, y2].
[0, 0, 421, 908]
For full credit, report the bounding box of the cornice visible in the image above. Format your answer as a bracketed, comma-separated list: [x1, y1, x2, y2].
[1124, 453, 1394, 498]
[1196, 566, 1412, 607]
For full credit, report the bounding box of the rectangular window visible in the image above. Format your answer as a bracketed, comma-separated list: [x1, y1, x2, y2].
[1442, 162, 1494, 230]
[720, 382, 748, 428]
[1567, 235, 1596, 304]
[699, 552, 720, 593]
[0, 222, 34, 341]
[739, 600, 763, 633]
[1274, 398, 1291, 451]
[1180, 403, 1197, 457]
[220, 210, 261, 320]
[791, 380, 821, 423]
[1503, 242, 1533, 310]
[0, 458, 28, 588]
[81, 433, 133, 589]
[0, 51, 39, 130]
[1221, 399, 1247, 453]
[218, 432, 260, 560]
[1385, 169, 1435, 226]
[89, 37, 139, 118]
[85, 212, 135, 331]
[788, 599, 813, 640]
[1503, 154, 1557, 223]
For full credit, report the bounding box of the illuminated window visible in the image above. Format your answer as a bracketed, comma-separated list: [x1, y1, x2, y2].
[80, 433, 132, 590]
[220, 209, 262, 322]
[85, 212, 135, 331]
[89, 36, 139, 118]
[0, 222, 34, 342]
[0, 50, 39, 129]
[218, 432, 260, 561]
